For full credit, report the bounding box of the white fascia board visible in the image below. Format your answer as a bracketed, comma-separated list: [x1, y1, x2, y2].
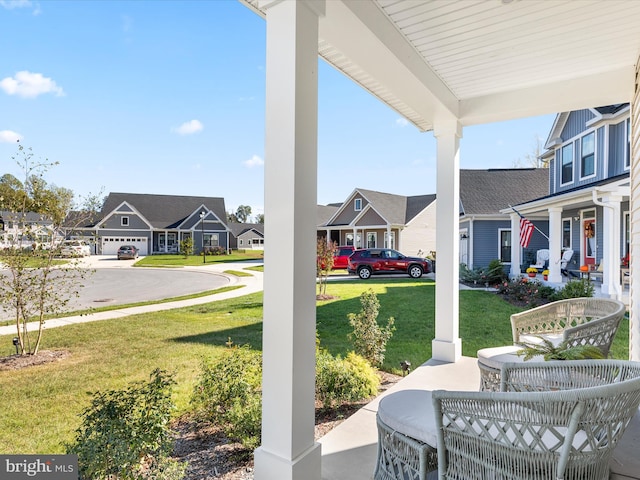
[325, 188, 361, 225]
[585, 105, 630, 128]
[459, 67, 634, 127]
[351, 203, 390, 227]
[320, 0, 458, 126]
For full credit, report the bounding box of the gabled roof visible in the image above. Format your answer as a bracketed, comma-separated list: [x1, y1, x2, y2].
[322, 188, 436, 228]
[460, 169, 549, 216]
[317, 204, 340, 227]
[100, 193, 227, 229]
[227, 222, 264, 237]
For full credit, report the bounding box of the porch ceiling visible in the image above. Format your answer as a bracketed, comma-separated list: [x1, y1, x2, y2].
[245, 0, 640, 130]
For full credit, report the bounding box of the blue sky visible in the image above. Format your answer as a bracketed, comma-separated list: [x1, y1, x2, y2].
[0, 0, 555, 220]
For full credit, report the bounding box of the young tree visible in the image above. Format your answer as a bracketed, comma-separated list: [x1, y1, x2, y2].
[0, 143, 95, 356]
[316, 237, 336, 298]
[254, 213, 264, 224]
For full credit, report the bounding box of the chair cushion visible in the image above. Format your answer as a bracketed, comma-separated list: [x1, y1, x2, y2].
[519, 333, 564, 347]
[377, 389, 437, 448]
[477, 345, 526, 370]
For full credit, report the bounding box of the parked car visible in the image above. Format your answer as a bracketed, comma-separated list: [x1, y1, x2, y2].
[332, 245, 356, 269]
[59, 240, 91, 257]
[347, 248, 431, 279]
[117, 245, 139, 260]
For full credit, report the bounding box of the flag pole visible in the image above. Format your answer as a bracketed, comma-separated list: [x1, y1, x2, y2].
[509, 204, 550, 241]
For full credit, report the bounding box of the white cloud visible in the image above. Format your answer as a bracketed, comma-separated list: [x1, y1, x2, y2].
[0, 0, 30, 9]
[173, 119, 204, 135]
[396, 118, 409, 127]
[0, 71, 64, 98]
[0, 130, 22, 143]
[243, 154, 264, 168]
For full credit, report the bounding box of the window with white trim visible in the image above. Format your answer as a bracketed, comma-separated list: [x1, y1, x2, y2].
[498, 229, 511, 263]
[354, 198, 362, 211]
[580, 132, 595, 178]
[204, 234, 219, 247]
[561, 143, 573, 184]
[384, 232, 395, 249]
[121, 216, 129, 226]
[562, 218, 572, 250]
[626, 119, 631, 169]
[366, 232, 376, 248]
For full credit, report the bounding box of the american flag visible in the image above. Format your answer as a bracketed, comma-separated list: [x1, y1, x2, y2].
[519, 217, 534, 248]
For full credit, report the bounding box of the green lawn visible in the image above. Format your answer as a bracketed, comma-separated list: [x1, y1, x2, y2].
[0, 278, 630, 454]
[134, 251, 263, 267]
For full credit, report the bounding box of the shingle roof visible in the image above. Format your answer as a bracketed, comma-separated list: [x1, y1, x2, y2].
[227, 222, 264, 237]
[317, 204, 340, 226]
[459, 168, 549, 215]
[405, 194, 436, 223]
[101, 193, 227, 229]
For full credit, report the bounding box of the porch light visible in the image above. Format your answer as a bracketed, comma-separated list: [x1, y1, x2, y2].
[400, 360, 411, 376]
[12, 337, 19, 355]
[200, 211, 205, 264]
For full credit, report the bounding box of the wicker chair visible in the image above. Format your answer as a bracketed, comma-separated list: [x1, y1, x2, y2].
[510, 297, 626, 355]
[433, 360, 640, 480]
[478, 297, 626, 392]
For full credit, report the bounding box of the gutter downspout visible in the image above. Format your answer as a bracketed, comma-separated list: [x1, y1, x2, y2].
[592, 190, 622, 299]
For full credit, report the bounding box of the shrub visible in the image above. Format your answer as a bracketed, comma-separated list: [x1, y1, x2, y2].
[497, 277, 555, 307]
[179, 237, 194, 258]
[486, 259, 508, 284]
[191, 345, 262, 450]
[348, 290, 395, 367]
[67, 369, 182, 480]
[551, 278, 595, 300]
[315, 350, 380, 409]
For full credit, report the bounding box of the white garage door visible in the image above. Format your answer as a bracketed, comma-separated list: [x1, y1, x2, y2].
[102, 237, 148, 255]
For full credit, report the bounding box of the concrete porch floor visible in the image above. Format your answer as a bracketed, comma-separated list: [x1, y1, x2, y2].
[319, 356, 640, 480]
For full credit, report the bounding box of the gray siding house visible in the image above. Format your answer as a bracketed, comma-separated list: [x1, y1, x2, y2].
[73, 193, 230, 255]
[502, 104, 630, 296]
[318, 188, 437, 256]
[229, 223, 265, 250]
[459, 168, 549, 270]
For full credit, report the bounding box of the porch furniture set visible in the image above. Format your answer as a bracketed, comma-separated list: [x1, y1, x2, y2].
[374, 297, 635, 480]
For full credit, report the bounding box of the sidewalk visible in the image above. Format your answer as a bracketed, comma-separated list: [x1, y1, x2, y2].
[0, 260, 264, 337]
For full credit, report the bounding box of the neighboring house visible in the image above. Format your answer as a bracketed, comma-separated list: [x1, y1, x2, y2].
[228, 223, 265, 250]
[71, 193, 230, 255]
[0, 210, 62, 249]
[317, 188, 436, 256]
[502, 104, 631, 296]
[459, 168, 549, 270]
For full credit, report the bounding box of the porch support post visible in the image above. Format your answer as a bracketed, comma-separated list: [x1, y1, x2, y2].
[548, 207, 563, 283]
[510, 213, 522, 277]
[353, 227, 357, 248]
[254, 1, 324, 479]
[387, 225, 392, 249]
[629, 58, 640, 360]
[432, 118, 462, 362]
[599, 193, 623, 299]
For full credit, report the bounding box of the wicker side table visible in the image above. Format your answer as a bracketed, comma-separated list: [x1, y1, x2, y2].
[374, 389, 438, 480]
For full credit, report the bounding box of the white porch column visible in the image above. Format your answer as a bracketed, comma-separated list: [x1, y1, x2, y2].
[629, 58, 640, 360]
[353, 227, 358, 248]
[599, 193, 623, 299]
[386, 225, 392, 249]
[254, 1, 324, 479]
[510, 213, 521, 277]
[432, 119, 462, 362]
[548, 207, 563, 283]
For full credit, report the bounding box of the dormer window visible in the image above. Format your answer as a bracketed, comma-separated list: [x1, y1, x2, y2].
[121, 216, 129, 226]
[354, 198, 362, 211]
[580, 132, 595, 178]
[561, 143, 573, 185]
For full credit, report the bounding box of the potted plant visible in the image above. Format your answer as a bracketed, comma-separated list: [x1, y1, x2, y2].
[525, 267, 538, 278]
[542, 269, 549, 280]
[516, 337, 605, 361]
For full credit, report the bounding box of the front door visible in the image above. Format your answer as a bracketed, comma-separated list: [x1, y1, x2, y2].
[583, 218, 596, 266]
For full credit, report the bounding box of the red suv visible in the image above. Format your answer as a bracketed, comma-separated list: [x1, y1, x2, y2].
[332, 245, 355, 269]
[347, 248, 431, 279]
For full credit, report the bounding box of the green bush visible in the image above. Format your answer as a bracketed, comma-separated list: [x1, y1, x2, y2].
[67, 369, 182, 480]
[552, 278, 595, 300]
[497, 277, 555, 307]
[191, 345, 262, 450]
[486, 259, 508, 285]
[315, 350, 380, 409]
[179, 237, 194, 258]
[348, 290, 395, 367]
